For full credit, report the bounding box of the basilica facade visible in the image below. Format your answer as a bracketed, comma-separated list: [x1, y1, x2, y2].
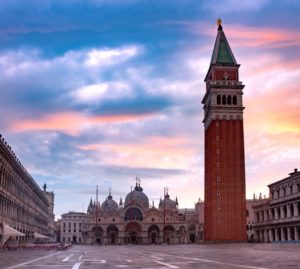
[60, 182, 203, 245]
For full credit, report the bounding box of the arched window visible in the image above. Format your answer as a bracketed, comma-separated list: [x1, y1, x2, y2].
[125, 207, 143, 221]
[217, 95, 221, 105]
[222, 95, 226, 105]
[233, 95, 237, 105]
[227, 95, 232, 105]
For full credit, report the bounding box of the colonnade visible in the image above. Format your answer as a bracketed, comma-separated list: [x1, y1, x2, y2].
[0, 136, 52, 245]
[255, 226, 300, 243]
[256, 203, 300, 222]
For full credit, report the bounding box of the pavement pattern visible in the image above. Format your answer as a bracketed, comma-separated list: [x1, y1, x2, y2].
[0, 244, 299, 269]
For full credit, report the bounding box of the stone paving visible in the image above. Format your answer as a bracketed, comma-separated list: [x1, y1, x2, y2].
[0, 244, 299, 269]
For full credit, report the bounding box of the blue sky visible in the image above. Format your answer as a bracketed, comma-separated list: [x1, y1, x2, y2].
[1, 0, 300, 218]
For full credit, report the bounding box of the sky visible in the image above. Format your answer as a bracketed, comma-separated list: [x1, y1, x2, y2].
[0, 0, 299, 218]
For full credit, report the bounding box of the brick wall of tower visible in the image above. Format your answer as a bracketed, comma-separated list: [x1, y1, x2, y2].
[204, 119, 247, 242]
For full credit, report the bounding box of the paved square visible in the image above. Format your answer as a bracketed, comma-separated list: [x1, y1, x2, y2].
[0, 244, 299, 269]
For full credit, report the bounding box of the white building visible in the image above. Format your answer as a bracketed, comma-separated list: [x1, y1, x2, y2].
[253, 169, 300, 242]
[60, 212, 87, 244]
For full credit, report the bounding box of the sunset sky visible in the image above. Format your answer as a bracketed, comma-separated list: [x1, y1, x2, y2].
[0, 0, 299, 218]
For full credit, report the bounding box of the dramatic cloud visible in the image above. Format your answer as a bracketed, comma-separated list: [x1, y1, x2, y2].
[0, 0, 299, 217]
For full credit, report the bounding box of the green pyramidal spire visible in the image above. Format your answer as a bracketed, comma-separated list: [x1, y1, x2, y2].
[210, 21, 237, 65]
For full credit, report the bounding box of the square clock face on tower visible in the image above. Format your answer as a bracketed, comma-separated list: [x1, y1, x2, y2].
[214, 69, 237, 81]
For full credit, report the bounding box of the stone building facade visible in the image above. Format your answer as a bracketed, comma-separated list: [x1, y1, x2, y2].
[246, 197, 269, 242]
[253, 169, 300, 242]
[202, 21, 246, 241]
[0, 134, 55, 245]
[61, 182, 203, 245]
[60, 212, 87, 244]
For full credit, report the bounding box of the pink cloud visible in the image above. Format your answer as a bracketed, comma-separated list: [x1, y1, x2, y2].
[9, 111, 154, 135]
[78, 136, 198, 169]
[245, 86, 300, 134]
[244, 84, 300, 197]
[182, 21, 300, 49]
[227, 25, 300, 48]
[242, 57, 300, 78]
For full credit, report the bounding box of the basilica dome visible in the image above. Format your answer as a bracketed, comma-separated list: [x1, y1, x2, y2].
[159, 194, 177, 210]
[124, 184, 149, 209]
[101, 194, 118, 211]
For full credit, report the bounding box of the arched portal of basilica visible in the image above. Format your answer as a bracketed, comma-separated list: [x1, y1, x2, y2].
[125, 222, 142, 244]
[148, 224, 160, 244]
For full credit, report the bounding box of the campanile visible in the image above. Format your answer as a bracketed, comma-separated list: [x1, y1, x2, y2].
[202, 20, 247, 242]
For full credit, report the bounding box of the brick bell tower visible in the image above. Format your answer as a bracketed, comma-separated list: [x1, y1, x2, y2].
[202, 20, 247, 242]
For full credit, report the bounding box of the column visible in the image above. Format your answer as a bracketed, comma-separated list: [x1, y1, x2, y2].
[280, 207, 285, 219]
[264, 210, 269, 221]
[259, 211, 263, 222]
[255, 212, 259, 223]
[275, 228, 279, 241]
[254, 231, 259, 242]
[268, 209, 273, 221]
[281, 228, 285, 241]
[295, 227, 299, 241]
[264, 230, 269, 243]
[287, 227, 292, 241]
[294, 203, 299, 217]
[268, 229, 274, 242]
[274, 207, 279, 220]
[258, 230, 262, 242]
[287, 205, 291, 218]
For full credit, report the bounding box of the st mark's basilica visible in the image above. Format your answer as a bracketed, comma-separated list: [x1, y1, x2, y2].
[60, 180, 203, 245]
